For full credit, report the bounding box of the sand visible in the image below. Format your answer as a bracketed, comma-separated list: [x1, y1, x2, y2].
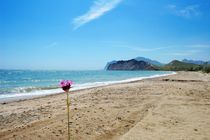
[0, 72, 210, 140]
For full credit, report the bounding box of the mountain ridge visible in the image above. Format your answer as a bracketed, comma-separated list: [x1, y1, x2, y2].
[105, 57, 210, 73]
[134, 57, 164, 66]
[182, 59, 210, 65]
[106, 59, 157, 71]
[105, 56, 164, 70]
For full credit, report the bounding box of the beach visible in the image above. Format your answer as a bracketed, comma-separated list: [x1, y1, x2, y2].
[0, 71, 210, 140]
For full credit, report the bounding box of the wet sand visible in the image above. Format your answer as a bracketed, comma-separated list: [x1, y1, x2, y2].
[0, 72, 210, 140]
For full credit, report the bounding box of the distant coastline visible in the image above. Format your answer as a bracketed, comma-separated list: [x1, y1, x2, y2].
[105, 56, 210, 73]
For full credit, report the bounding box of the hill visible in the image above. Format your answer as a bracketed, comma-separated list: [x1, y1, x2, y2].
[182, 59, 210, 65]
[106, 59, 157, 71]
[105, 57, 164, 70]
[161, 60, 203, 71]
[134, 57, 164, 66]
[105, 57, 210, 73]
[104, 60, 117, 70]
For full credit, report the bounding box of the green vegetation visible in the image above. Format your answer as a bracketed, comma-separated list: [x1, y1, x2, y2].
[159, 60, 210, 73]
[202, 64, 210, 73]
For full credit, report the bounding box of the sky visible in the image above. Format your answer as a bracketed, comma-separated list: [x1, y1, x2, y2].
[0, 0, 210, 70]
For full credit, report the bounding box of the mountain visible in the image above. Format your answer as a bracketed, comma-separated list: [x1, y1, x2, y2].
[134, 57, 164, 66]
[182, 59, 210, 65]
[106, 59, 157, 71]
[104, 60, 117, 70]
[105, 58, 210, 73]
[105, 56, 164, 70]
[162, 60, 203, 71]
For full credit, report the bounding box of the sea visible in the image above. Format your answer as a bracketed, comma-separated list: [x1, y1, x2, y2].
[0, 70, 175, 103]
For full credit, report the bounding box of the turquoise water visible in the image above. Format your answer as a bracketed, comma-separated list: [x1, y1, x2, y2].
[0, 70, 174, 102]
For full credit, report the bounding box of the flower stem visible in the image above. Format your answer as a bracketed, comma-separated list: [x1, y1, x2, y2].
[66, 91, 70, 140]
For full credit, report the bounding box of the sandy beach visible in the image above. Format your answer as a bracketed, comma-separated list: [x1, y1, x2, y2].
[0, 71, 210, 140]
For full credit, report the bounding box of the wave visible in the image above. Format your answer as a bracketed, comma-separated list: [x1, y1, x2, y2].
[71, 72, 176, 90]
[0, 72, 176, 103]
[11, 86, 59, 93]
[0, 79, 62, 84]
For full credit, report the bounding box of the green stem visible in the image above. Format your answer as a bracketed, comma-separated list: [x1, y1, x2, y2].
[66, 91, 70, 140]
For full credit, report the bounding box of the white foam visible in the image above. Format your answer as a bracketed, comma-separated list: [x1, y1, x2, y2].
[0, 72, 176, 103]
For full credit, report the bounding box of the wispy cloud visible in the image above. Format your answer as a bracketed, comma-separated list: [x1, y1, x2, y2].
[167, 4, 201, 18]
[99, 41, 169, 52]
[44, 42, 57, 49]
[165, 44, 209, 56]
[124, 46, 167, 52]
[72, 0, 122, 29]
[186, 44, 210, 49]
[166, 44, 210, 50]
[171, 50, 202, 56]
[114, 45, 168, 52]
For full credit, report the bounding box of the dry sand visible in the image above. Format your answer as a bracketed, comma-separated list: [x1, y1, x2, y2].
[0, 72, 210, 140]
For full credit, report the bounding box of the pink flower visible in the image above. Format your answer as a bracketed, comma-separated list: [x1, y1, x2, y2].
[59, 80, 73, 91]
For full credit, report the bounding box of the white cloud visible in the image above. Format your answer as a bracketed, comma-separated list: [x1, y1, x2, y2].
[72, 0, 122, 29]
[167, 4, 201, 18]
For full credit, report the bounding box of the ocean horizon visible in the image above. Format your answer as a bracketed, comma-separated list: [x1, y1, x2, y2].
[0, 70, 175, 103]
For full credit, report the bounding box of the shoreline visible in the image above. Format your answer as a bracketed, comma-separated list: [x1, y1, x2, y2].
[0, 71, 176, 104]
[1, 71, 210, 140]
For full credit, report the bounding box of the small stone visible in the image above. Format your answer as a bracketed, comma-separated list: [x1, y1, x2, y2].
[117, 117, 122, 120]
[86, 132, 91, 135]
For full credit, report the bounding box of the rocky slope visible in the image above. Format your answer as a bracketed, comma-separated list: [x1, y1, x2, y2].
[106, 59, 157, 70]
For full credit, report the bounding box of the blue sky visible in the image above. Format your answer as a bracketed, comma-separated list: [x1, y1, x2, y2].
[1, 0, 210, 70]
